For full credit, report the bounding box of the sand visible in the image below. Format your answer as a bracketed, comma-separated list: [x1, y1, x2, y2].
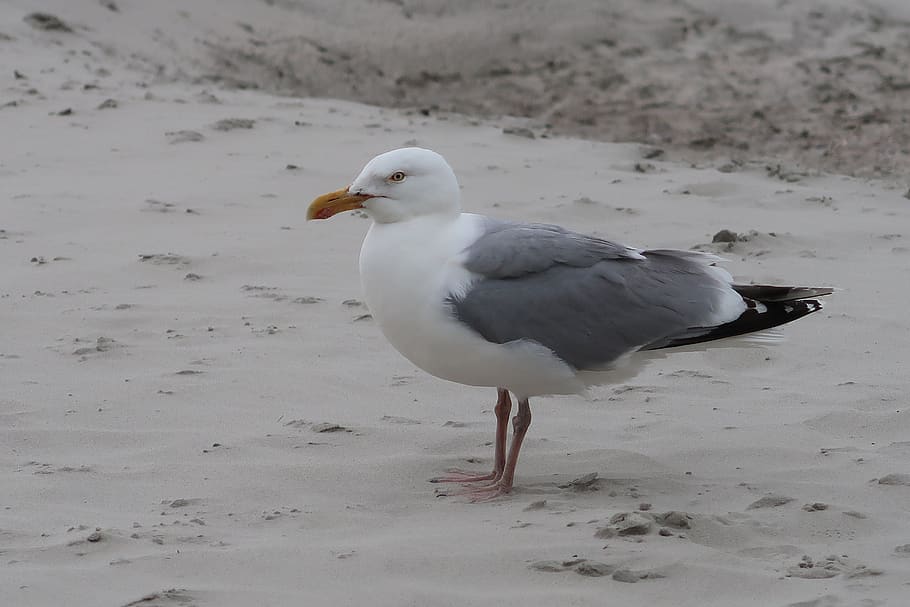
[206, 0, 910, 178]
[2, 2, 910, 606]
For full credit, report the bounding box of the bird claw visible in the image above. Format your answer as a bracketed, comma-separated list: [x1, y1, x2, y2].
[434, 479, 513, 501]
[429, 468, 498, 484]
[463, 481, 513, 502]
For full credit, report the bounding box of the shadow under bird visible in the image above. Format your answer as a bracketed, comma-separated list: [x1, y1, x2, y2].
[307, 147, 832, 500]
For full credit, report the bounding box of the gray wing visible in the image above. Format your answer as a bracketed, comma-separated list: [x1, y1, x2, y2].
[449, 221, 735, 370]
[463, 219, 645, 277]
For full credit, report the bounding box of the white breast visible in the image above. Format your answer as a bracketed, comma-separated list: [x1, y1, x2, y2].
[358, 213, 582, 399]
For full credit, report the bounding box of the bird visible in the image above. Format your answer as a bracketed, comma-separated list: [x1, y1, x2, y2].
[307, 147, 832, 500]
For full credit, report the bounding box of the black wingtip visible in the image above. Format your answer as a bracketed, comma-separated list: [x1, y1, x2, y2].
[731, 284, 834, 302]
[647, 284, 831, 351]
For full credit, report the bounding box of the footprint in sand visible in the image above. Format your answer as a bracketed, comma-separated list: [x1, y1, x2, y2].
[786, 554, 882, 580]
[24, 12, 73, 32]
[71, 336, 121, 358]
[120, 589, 196, 607]
[389, 375, 414, 386]
[138, 253, 192, 267]
[211, 118, 255, 131]
[283, 420, 351, 434]
[746, 494, 796, 510]
[142, 199, 177, 213]
[241, 285, 324, 305]
[241, 284, 286, 301]
[877, 473, 910, 486]
[293, 296, 324, 304]
[162, 498, 201, 509]
[529, 558, 664, 582]
[380, 415, 421, 425]
[166, 130, 204, 144]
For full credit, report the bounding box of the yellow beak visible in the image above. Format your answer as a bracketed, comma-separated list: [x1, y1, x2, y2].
[307, 187, 372, 220]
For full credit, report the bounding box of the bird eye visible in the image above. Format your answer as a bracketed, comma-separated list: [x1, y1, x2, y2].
[388, 171, 406, 183]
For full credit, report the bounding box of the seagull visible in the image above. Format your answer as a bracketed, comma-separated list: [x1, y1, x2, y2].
[307, 147, 831, 500]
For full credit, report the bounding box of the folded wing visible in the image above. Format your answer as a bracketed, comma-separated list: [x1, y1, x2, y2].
[448, 221, 830, 371]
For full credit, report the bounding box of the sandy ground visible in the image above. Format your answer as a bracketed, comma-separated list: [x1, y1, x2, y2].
[2, 2, 910, 607]
[206, 0, 910, 178]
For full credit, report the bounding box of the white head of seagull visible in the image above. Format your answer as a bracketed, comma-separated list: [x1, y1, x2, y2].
[307, 147, 461, 224]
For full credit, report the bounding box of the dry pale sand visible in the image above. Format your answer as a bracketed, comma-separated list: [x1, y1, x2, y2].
[181, 0, 910, 177]
[2, 2, 910, 607]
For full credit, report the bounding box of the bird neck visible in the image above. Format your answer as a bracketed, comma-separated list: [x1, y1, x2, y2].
[368, 207, 461, 225]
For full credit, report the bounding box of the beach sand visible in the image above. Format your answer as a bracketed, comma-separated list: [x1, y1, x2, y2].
[2, 2, 909, 606]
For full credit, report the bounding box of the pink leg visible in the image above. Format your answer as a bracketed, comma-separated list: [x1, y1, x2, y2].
[465, 398, 532, 502]
[431, 389, 511, 484]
